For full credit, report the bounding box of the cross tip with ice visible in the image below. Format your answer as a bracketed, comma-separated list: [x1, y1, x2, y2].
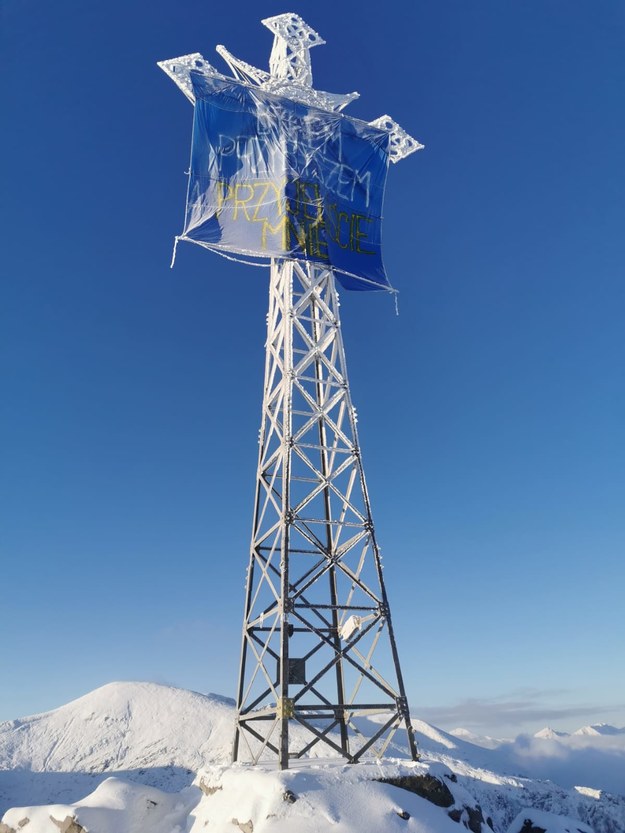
[158, 12, 424, 162]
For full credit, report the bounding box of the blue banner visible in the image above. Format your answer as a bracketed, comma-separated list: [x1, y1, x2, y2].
[182, 73, 391, 291]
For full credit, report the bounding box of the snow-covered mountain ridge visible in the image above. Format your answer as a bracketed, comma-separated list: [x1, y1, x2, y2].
[1, 682, 624, 832]
[574, 724, 625, 738]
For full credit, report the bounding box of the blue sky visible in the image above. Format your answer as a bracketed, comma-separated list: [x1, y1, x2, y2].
[2, 0, 624, 737]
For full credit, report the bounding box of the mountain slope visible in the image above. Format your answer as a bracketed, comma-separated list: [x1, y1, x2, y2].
[534, 727, 570, 740]
[0, 682, 234, 778]
[574, 724, 625, 737]
[1, 682, 624, 832]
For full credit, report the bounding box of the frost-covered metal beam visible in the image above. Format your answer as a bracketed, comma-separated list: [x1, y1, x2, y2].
[215, 44, 271, 86]
[157, 14, 422, 156]
[156, 53, 225, 104]
[369, 115, 425, 163]
[262, 12, 325, 87]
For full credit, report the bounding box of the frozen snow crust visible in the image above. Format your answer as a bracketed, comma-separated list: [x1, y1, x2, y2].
[1, 682, 624, 832]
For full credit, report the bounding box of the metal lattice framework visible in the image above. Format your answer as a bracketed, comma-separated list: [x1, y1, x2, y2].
[157, 14, 423, 160]
[232, 260, 419, 766]
[159, 13, 423, 769]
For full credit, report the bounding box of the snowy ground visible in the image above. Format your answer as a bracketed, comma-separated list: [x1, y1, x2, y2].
[1, 682, 623, 832]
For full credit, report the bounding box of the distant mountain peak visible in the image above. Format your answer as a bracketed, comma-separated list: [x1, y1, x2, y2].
[573, 723, 625, 736]
[534, 727, 570, 739]
[447, 728, 509, 749]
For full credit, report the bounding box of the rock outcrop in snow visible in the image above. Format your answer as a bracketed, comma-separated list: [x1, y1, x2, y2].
[506, 808, 593, 833]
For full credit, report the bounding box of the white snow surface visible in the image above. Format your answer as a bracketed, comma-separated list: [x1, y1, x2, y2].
[2, 777, 197, 833]
[1, 761, 482, 833]
[506, 807, 594, 833]
[1, 681, 624, 833]
[188, 762, 468, 833]
[534, 727, 571, 740]
[448, 728, 510, 749]
[574, 724, 625, 738]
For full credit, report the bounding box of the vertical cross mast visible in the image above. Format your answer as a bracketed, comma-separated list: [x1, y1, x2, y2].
[159, 13, 423, 769]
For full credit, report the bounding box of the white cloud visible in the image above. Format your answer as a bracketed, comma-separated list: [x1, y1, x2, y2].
[414, 689, 625, 735]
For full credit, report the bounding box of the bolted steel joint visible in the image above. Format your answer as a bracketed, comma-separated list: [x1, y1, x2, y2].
[397, 695, 409, 718]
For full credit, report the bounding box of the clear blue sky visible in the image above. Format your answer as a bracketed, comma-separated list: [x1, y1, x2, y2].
[2, 0, 624, 737]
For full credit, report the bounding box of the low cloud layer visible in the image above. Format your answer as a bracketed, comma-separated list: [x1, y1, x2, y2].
[415, 688, 625, 735]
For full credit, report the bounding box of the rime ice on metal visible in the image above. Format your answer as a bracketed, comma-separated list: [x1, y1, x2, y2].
[159, 12, 422, 769]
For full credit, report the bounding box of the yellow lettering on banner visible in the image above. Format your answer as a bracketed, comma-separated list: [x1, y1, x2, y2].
[303, 183, 323, 222]
[337, 212, 350, 249]
[260, 216, 306, 252]
[251, 180, 283, 221]
[233, 184, 255, 221]
[213, 177, 375, 260]
[216, 181, 234, 212]
[252, 182, 272, 220]
[261, 215, 288, 250]
[352, 214, 374, 255]
[307, 221, 329, 260]
[288, 218, 307, 252]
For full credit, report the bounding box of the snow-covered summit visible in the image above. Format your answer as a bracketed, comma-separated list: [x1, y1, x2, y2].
[448, 728, 510, 749]
[574, 723, 625, 737]
[534, 727, 571, 740]
[0, 681, 234, 777]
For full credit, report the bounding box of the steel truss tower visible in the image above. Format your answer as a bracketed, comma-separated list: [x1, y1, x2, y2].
[232, 259, 418, 767]
[159, 12, 422, 769]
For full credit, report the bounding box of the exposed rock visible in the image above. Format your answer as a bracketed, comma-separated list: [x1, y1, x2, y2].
[377, 773, 455, 807]
[448, 804, 489, 833]
[518, 822, 546, 833]
[199, 776, 223, 796]
[49, 817, 86, 833]
[377, 770, 490, 832]
[507, 820, 547, 833]
[505, 810, 593, 833]
[231, 818, 254, 833]
[0, 822, 16, 833]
